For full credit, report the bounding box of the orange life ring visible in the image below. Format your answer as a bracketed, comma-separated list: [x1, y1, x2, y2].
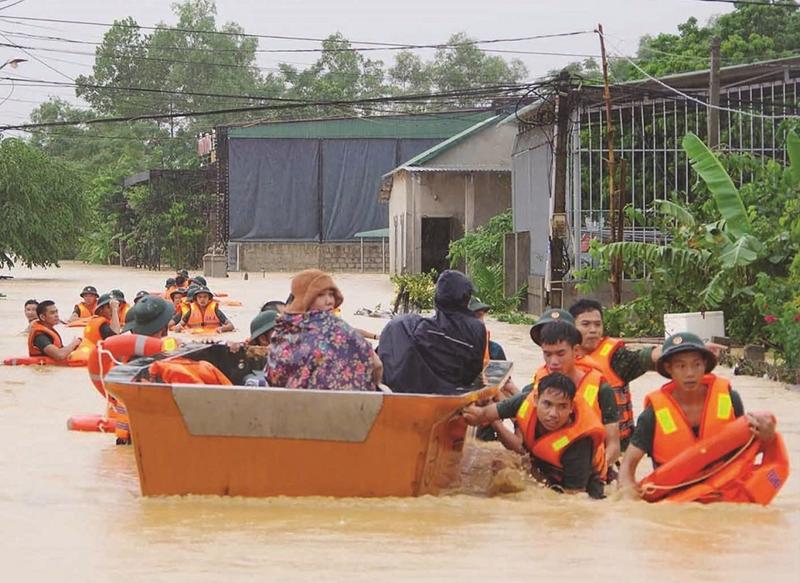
[87, 334, 171, 399]
[3, 356, 84, 367]
[640, 415, 790, 505]
[67, 414, 117, 433]
[219, 299, 242, 307]
[67, 317, 91, 328]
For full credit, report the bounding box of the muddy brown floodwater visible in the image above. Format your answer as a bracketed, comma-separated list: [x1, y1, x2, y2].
[1, 262, 798, 582]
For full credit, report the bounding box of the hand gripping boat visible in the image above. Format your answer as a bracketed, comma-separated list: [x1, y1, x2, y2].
[102, 343, 511, 498]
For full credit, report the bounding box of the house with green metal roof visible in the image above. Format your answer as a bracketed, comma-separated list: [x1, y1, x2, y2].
[381, 113, 515, 274]
[212, 110, 496, 272]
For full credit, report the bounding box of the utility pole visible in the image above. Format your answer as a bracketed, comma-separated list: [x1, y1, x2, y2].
[708, 36, 721, 148]
[598, 24, 621, 305]
[550, 69, 572, 308]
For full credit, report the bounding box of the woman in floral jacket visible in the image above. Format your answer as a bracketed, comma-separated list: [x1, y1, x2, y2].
[265, 269, 379, 390]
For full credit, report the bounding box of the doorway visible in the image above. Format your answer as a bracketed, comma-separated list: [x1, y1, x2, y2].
[421, 217, 454, 274]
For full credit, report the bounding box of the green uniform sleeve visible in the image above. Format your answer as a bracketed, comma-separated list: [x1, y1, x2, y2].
[99, 323, 116, 340]
[610, 346, 655, 384]
[33, 333, 53, 353]
[630, 406, 656, 457]
[731, 389, 744, 417]
[598, 383, 619, 425]
[215, 306, 229, 324]
[497, 390, 527, 419]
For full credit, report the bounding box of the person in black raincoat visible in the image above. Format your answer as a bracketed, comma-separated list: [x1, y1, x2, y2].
[378, 270, 486, 394]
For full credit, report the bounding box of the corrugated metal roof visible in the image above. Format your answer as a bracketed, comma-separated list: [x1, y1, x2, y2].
[226, 110, 495, 139]
[396, 166, 511, 173]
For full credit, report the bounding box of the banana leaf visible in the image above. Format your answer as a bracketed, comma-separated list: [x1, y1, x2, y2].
[683, 132, 751, 239]
[657, 199, 695, 228]
[719, 235, 761, 269]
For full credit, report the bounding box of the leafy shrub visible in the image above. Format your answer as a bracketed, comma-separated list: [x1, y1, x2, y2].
[390, 270, 436, 313]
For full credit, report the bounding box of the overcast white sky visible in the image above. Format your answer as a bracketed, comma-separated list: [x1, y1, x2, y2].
[0, 0, 732, 125]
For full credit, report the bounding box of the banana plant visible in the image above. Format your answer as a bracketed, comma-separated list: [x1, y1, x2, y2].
[599, 131, 800, 309]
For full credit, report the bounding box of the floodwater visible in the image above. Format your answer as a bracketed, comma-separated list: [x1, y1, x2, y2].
[0, 262, 798, 582]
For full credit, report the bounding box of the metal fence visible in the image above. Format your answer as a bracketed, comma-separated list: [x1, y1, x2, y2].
[569, 76, 800, 276]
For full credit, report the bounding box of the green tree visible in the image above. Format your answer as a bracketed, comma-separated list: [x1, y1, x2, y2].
[0, 138, 87, 268]
[618, 4, 800, 81]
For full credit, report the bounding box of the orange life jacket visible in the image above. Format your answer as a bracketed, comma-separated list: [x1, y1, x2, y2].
[530, 363, 605, 421]
[187, 301, 221, 329]
[640, 415, 790, 505]
[644, 374, 736, 467]
[83, 315, 110, 345]
[586, 337, 634, 441]
[149, 358, 232, 385]
[118, 303, 129, 324]
[87, 334, 178, 444]
[164, 285, 178, 300]
[28, 321, 63, 356]
[75, 302, 93, 318]
[516, 389, 607, 482]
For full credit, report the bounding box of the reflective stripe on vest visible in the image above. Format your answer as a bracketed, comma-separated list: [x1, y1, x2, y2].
[644, 374, 736, 466]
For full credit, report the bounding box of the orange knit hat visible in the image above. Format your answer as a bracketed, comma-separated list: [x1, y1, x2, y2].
[285, 269, 344, 313]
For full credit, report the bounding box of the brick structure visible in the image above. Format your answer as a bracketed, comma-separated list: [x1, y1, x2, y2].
[229, 241, 388, 273]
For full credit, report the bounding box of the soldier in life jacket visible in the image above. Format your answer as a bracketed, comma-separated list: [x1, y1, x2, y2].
[493, 372, 607, 498]
[68, 285, 99, 322]
[618, 332, 776, 500]
[28, 300, 81, 360]
[83, 293, 122, 343]
[109, 289, 129, 323]
[568, 299, 726, 453]
[174, 286, 234, 333]
[463, 313, 621, 473]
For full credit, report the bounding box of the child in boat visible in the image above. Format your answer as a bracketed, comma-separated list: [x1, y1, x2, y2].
[265, 269, 380, 390]
[22, 299, 38, 334]
[470, 297, 506, 360]
[493, 372, 607, 498]
[618, 332, 776, 500]
[240, 310, 279, 387]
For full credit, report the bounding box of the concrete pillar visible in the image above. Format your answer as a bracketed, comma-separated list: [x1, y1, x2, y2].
[464, 173, 476, 233]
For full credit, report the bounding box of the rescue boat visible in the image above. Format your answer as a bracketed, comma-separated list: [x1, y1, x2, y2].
[102, 343, 510, 498]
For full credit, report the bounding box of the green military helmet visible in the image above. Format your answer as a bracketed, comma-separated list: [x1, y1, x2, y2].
[122, 295, 175, 336]
[656, 332, 717, 378]
[185, 284, 200, 301]
[250, 309, 278, 340]
[191, 275, 207, 287]
[169, 287, 188, 300]
[133, 290, 149, 304]
[94, 292, 114, 314]
[468, 296, 491, 313]
[529, 307, 575, 345]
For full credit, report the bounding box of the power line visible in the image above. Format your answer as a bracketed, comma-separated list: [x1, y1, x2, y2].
[0, 16, 592, 52]
[694, 0, 798, 7]
[602, 33, 799, 120]
[0, 82, 542, 131]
